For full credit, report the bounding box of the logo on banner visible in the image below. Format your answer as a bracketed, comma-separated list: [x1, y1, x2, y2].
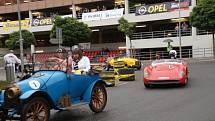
[32, 18, 53, 26]
[138, 6, 147, 15]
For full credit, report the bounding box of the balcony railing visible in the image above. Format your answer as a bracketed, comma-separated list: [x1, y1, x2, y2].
[132, 29, 192, 40]
[197, 29, 213, 35]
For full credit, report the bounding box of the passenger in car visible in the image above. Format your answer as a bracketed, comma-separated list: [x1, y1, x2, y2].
[72, 48, 91, 74]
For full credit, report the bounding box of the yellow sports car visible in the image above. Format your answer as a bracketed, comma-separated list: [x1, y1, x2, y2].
[107, 57, 141, 70]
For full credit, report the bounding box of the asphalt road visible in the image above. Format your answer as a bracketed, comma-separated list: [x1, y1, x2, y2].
[49, 61, 215, 121]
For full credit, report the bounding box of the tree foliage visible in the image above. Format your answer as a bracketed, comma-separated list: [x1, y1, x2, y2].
[117, 17, 136, 39]
[50, 16, 92, 47]
[5, 30, 36, 49]
[190, 0, 215, 31]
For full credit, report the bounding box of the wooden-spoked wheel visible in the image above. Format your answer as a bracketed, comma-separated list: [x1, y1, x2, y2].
[21, 97, 50, 121]
[89, 83, 107, 113]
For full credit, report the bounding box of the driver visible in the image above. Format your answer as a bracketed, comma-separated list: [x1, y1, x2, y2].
[72, 48, 91, 74]
[169, 50, 177, 59]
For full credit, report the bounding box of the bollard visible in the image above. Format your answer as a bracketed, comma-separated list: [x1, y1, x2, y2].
[5, 64, 15, 82]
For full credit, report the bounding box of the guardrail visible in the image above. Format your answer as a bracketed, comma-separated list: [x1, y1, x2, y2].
[197, 29, 213, 35]
[132, 48, 214, 60]
[132, 29, 192, 40]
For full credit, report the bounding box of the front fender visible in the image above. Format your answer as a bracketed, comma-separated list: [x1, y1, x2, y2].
[82, 80, 106, 103]
[0, 90, 5, 107]
[19, 90, 38, 100]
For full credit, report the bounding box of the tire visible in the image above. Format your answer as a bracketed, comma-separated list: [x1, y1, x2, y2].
[119, 75, 135, 81]
[0, 109, 7, 121]
[89, 83, 107, 113]
[137, 65, 142, 70]
[144, 84, 150, 88]
[21, 97, 50, 121]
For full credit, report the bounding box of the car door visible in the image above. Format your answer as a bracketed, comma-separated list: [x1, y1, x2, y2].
[68, 74, 95, 99]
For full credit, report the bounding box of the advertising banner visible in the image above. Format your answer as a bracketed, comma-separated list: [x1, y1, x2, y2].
[2, 20, 30, 30]
[82, 8, 124, 21]
[32, 17, 53, 26]
[136, 0, 190, 16]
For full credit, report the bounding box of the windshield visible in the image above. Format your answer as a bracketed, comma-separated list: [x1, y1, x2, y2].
[31, 52, 69, 71]
[151, 59, 182, 66]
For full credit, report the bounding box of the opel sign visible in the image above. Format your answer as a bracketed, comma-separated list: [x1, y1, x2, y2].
[32, 18, 53, 26]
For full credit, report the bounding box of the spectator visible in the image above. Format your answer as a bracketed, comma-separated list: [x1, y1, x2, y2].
[96, 6, 100, 11]
[155, 52, 161, 60]
[175, 23, 180, 36]
[114, 3, 118, 9]
[102, 5, 106, 11]
[4, 50, 21, 78]
[182, 22, 188, 32]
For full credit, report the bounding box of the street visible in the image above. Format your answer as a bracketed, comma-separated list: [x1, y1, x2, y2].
[49, 61, 215, 121]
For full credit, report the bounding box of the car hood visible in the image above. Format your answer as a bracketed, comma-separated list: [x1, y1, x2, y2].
[16, 71, 56, 92]
[148, 64, 182, 80]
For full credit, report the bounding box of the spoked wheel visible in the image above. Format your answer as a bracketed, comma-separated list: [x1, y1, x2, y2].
[89, 83, 107, 113]
[0, 109, 8, 121]
[21, 97, 50, 121]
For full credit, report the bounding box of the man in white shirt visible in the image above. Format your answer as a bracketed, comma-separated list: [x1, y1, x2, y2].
[4, 50, 21, 67]
[169, 50, 177, 59]
[4, 50, 21, 80]
[72, 48, 91, 74]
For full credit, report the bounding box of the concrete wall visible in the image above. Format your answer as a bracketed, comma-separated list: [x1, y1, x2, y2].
[0, 8, 191, 34]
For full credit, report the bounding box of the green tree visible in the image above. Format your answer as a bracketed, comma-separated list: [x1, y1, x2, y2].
[50, 16, 92, 47]
[190, 0, 215, 57]
[118, 17, 136, 56]
[5, 30, 36, 49]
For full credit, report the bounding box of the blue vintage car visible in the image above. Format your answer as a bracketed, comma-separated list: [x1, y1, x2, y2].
[0, 52, 107, 121]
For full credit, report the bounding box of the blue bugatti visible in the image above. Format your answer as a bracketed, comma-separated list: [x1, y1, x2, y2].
[0, 52, 107, 121]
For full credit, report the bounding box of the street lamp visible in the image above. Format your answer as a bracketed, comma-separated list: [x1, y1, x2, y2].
[178, 0, 182, 59]
[16, 0, 24, 73]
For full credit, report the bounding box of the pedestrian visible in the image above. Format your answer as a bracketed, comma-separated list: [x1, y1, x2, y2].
[3, 50, 21, 80]
[182, 22, 188, 33]
[175, 23, 179, 36]
[155, 52, 161, 60]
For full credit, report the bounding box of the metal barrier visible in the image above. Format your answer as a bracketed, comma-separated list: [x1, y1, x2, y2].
[132, 29, 192, 40]
[132, 48, 214, 60]
[197, 29, 213, 35]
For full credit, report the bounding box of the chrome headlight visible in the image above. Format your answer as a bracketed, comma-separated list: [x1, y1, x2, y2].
[144, 71, 149, 78]
[7, 85, 21, 99]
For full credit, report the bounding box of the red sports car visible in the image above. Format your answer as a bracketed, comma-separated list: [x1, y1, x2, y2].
[143, 59, 188, 88]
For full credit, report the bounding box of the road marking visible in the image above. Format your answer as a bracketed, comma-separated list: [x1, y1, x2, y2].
[117, 82, 129, 86]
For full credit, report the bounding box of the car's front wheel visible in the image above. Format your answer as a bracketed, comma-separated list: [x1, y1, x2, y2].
[144, 83, 151, 88]
[21, 97, 50, 121]
[89, 83, 107, 113]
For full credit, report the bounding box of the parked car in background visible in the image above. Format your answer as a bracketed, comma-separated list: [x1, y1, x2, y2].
[107, 57, 141, 70]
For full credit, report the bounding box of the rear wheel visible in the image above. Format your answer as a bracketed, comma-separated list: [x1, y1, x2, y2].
[21, 97, 50, 121]
[89, 83, 107, 113]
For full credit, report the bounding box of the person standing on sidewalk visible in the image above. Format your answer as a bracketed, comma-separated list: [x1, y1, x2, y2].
[3, 50, 21, 81]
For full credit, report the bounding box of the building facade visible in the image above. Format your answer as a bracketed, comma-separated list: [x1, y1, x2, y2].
[0, 0, 213, 58]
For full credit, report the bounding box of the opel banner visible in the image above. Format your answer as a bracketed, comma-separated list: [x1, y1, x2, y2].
[136, 0, 190, 16]
[32, 17, 53, 26]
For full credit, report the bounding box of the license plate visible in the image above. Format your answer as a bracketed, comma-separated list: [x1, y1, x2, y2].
[158, 77, 170, 79]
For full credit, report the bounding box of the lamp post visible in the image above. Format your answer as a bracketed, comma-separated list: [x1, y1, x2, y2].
[178, 0, 182, 59]
[16, 0, 24, 73]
